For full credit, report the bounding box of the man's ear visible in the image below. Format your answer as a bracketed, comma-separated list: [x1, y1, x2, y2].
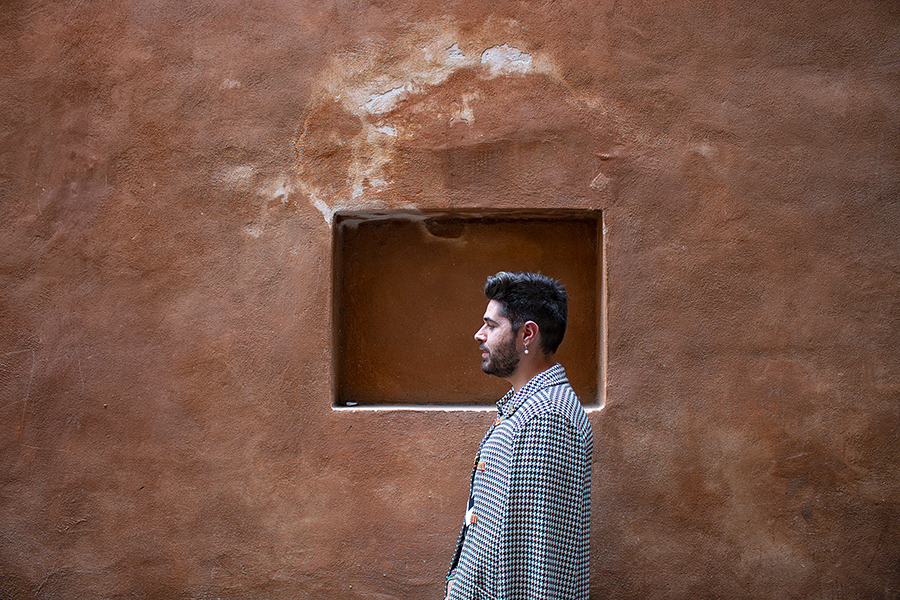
[521, 321, 540, 346]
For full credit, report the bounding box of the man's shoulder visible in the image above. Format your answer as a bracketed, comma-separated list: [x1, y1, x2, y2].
[516, 380, 582, 424]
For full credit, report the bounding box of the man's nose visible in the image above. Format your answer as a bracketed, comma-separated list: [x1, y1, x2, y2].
[474, 326, 486, 341]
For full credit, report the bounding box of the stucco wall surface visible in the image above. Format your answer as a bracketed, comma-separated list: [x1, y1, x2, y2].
[1, 1, 899, 598]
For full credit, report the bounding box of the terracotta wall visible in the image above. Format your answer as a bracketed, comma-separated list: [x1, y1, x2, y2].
[1, 1, 898, 598]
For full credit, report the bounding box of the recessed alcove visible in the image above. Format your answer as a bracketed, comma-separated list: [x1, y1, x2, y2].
[333, 211, 603, 407]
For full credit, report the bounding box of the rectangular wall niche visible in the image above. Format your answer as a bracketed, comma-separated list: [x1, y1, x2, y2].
[334, 212, 602, 407]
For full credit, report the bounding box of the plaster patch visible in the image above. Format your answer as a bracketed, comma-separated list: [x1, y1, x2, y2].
[244, 224, 263, 238]
[298, 18, 580, 217]
[313, 197, 335, 224]
[481, 44, 533, 76]
[450, 92, 479, 124]
[239, 177, 300, 238]
[319, 20, 559, 121]
[363, 85, 410, 115]
[261, 177, 293, 202]
[341, 123, 401, 200]
[693, 143, 717, 159]
[422, 41, 467, 64]
[218, 165, 257, 187]
[590, 171, 611, 191]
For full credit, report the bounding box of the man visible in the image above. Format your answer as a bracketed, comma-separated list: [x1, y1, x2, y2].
[445, 271, 593, 600]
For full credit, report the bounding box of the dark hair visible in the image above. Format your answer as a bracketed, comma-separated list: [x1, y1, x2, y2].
[484, 271, 568, 354]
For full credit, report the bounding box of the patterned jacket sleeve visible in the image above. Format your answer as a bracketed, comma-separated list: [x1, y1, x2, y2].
[501, 411, 587, 599]
[446, 522, 465, 581]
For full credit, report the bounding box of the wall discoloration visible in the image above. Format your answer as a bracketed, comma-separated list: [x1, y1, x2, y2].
[295, 18, 617, 221]
[1, 0, 899, 598]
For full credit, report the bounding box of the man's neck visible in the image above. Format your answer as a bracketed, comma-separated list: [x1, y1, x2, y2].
[507, 355, 556, 392]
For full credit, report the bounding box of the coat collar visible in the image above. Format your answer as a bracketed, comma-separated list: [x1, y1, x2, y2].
[496, 363, 568, 418]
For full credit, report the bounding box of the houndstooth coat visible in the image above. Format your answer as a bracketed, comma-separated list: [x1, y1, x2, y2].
[446, 364, 593, 600]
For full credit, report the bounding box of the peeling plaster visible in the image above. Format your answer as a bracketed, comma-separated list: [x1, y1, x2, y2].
[363, 85, 411, 115]
[480, 44, 533, 76]
[294, 18, 595, 222]
[446, 42, 464, 59]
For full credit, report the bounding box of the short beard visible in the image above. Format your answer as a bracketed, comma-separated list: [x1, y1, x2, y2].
[481, 336, 520, 378]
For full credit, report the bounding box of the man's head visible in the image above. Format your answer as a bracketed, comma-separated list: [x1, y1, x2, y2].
[483, 271, 568, 355]
[476, 299, 522, 378]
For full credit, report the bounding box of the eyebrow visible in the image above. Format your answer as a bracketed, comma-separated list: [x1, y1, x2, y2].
[483, 317, 500, 326]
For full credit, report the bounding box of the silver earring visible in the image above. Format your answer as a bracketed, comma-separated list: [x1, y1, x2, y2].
[524, 344, 529, 355]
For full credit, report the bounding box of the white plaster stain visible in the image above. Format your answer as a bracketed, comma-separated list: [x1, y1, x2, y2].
[298, 19, 569, 219]
[693, 143, 717, 159]
[481, 44, 533, 76]
[351, 180, 365, 200]
[369, 176, 389, 189]
[590, 171, 611, 191]
[302, 180, 359, 227]
[450, 91, 479, 124]
[220, 79, 242, 90]
[342, 122, 404, 200]
[320, 24, 558, 123]
[313, 197, 334, 223]
[236, 176, 300, 238]
[363, 85, 410, 115]
[262, 177, 293, 203]
[218, 165, 257, 188]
